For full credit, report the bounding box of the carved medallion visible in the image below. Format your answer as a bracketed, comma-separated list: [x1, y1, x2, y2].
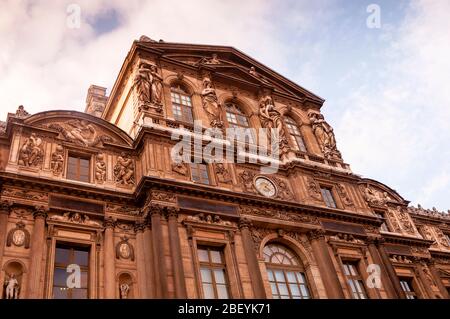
[116, 237, 135, 261]
[6, 222, 30, 248]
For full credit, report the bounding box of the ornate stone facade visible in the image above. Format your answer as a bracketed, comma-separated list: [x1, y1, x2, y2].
[0, 37, 448, 300]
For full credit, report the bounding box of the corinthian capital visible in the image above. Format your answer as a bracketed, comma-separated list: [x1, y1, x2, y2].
[307, 229, 326, 241]
[239, 217, 253, 230]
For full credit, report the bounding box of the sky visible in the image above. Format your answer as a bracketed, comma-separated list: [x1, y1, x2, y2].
[0, 0, 449, 211]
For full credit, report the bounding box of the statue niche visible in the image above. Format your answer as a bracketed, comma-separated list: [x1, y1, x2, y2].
[18, 133, 44, 168]
[2, 262, 24, 299]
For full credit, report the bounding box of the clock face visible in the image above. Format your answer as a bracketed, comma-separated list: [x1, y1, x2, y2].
[254, 177, 277, 198]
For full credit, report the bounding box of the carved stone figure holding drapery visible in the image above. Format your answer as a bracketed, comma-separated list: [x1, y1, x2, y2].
[201, 75, 223, 128]
[134, 62, 152, 109]
[18, 133, 43, 167]
[309, 112, 341, 160]
[4, 274, 20, 299]
[150, 65, 163, 105]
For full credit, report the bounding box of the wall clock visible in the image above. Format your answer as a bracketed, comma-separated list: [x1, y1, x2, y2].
[254, 176, 277, 198]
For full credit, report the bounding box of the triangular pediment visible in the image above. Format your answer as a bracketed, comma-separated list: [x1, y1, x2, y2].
[137, 40, 324, 103]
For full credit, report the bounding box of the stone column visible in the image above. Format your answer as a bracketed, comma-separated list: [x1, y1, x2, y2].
[27, 208, 47, 298]
[143, 220, 155, 298]
[150, 206, 169, 298]
[366, 236, 398, 298]
[238, 218, 266, 298]
[377, 242, 406, 298]
[103, 217, 116, 299]
[308, 229, 345, 298]
[135, 222, 148, 298]
[167, 207, 187, 298]
[427, 259, 449, 299]
[415, 259, 437, 299]
[0, 202, 11, 269]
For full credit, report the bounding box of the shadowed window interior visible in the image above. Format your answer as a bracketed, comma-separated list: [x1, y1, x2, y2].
[285, 116, 307, 152]
[399, 277, 417, 299]
[342, 261, 367, 299]
[171, 85, 193, 124]
[320, 186, 337, 208]
[190, 163, 210, 185]
[67, 154, 90, 183]
[264, 243, 311, 299]
[373, 211, 390, 232]
[53, 243, 89, 299]
[197, 246, 230, 299]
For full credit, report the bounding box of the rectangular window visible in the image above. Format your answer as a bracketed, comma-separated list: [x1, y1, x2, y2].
[320, 187, 337, 208]
[399, 277, 417, 299]
[171, 91, 193, 124]
[374, 211, 390, 232]
[190, 163, 210, 185]
[343, 261, 367, 299]
[53, 243, 89, 299]
[197, 246, 230, 299]
[67, 154, 90, 183]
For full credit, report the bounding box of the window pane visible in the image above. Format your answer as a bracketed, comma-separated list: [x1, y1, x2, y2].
[270, 283, 278, 296]
[203, 283, 215, 299]
[278, 283, 289, 296]
[286, 271, 297, 283]
[214, 269, 226, 284]
[216, 285, 229, 299]
[289, 284, 301, 297]
[53, 287, 68, 299]
[72, 288, 88, 299]
[53, 268, 68, 287]
[55, 247, 70, 265]
[200, 268, 212, 283]
[80, 271, 88, 288]
[274, 270, 285, 282]
[267, 270, 274, 281]
[198, 249, 209, 262]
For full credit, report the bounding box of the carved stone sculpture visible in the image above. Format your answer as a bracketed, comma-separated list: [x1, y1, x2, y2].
[114, 152, 135, 186]
[215, 163, 232, 183]
[48, 120, 113, 147]
[258, 94, 290, 156]
[133, 62, 163, 110]
[95, 154, 107, 184]
[116, 237, 135, 261]
[6, 221, 30, 248]
[274, 178, 294, 201]
[18, 133, 43, 167]
[308, 112, 341, 160]
[120, 283, 130, 299]
[239, 170, 256, 193]
[50, 145, 64, 176]
[337, 184, 354, 207]
[201, 75, 223, 128]
[4, 274, 20, 299]
[15, 105, 30, 118]
[306, 177, 322, 201]
[0, 121, 6, 134]
[362, 186, 390, 206]
[395, 206, 415, 234]
[172, 162, 188, 176]
[49, 212, 101, 226]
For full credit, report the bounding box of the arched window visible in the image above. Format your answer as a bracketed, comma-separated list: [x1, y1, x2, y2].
[263, 243, 311, 299]
[285, 116, 307, 152]
[170, 84, 193, 124]
[225, 102, 254, 143]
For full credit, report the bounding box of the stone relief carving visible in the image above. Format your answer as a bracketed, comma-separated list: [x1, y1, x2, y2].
[50, 145, 64, 176]
[273, 177, 294, 201]
[408, 204, 450, 221]
[434, 228, 450, 248]
[386, 210, 402, 233]
[0, 121, 6, 134]
[362, 186, 391, 206]
[4, 274, 20, 299]
[250, 227, 274, 252]
[134, 62, 163, 111]
[238, 170, 257, 193]
[116, 236, 135, 261]
[249, 67, 270, 84]
[329, 233, 364, 244]
[114, 152, 135, 186]
[201, 74, 223, 128]
[172, 162, 188, 176]
[2, 188, 48, 202]
[6, 221, 30, 248]
[240, 206, 320, 225]
[15, 105, 30, 118]
[198, 53, 221, 65]
[306, 177, 322, 201]
[390, 255, 413, 263]
[395, 206, 416, 234]
[308, 112, 342, 160]
[49, 212, 102, 227]
[95, 153, 107, 183]
[184, 213, 233, 226]
[150, 191, 177, 203]
[120, 283, 130, 299]
[106, 203, 140, 216]
[18, 133, 43, 167]
[48, 120, 114, 147]
[215, 163, 232, 184]
[337, 184, 354, 207]
[258, 94, 290, 156]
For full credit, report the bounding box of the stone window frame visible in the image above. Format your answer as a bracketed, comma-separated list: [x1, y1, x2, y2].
[65, 150, 93, 183]
[170, 84, 194, 124]
[284, 116, 307, 153]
